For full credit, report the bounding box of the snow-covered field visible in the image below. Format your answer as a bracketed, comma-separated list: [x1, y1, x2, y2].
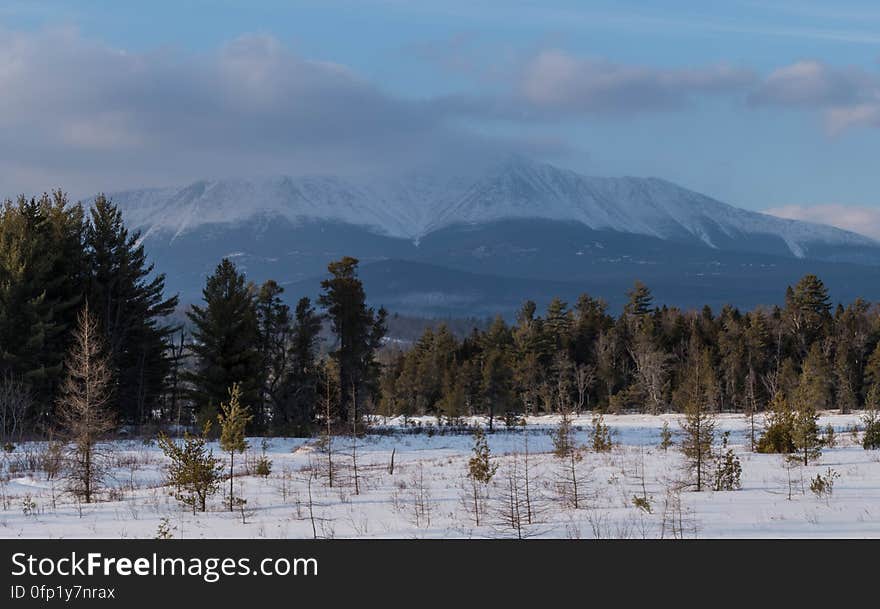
[1, 413, 878, 539]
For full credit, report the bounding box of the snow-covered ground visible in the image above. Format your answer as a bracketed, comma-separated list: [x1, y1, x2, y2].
[1, 413, 877, 539]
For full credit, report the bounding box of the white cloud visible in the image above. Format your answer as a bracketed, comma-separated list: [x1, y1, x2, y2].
[516, 50, 755, 115]
[764, 204, 880, 240]
[0, 27, 528, 196]
[750, 60, 880, 133]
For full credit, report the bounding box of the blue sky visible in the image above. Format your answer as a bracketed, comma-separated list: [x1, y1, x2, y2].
[2, 1, 880, 235]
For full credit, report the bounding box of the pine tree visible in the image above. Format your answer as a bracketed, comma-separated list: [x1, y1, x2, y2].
[0, 193, 86, 427]
[789, 344, 826, 466]
[217, 383, 252, 511]
[466, 427, 497, 526]
[590, 413, 612, 452]
[186, 258, 260, 427]
[157, 423, 223, 513]
[659, 420, 674, 451]
[624, 280, 653, 318]
[86, 195, 178, 425]
[482, 346, 514, 432]
[278, 297, 322, 434]
[785, 274, 831, 355]
[679, 347, 716, 492]
[56, 304, 115, 503]
[319, 257, 386, 423]
[255, 280, 292, 431]
[712, 431, 742, 491]
[757, 390, 796, 454]
[862, 384, 880, 450]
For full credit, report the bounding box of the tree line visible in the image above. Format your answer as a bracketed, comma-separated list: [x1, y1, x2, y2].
[379, 275, 880, 430]
[0, 191, 388, 441]
[0, 192, 177, 437]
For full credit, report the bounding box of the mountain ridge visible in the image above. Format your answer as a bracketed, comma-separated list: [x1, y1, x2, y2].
[109, 157, 877, 260]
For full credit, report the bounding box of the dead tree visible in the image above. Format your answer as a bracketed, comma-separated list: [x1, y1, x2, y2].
[496, 457, 526, 539]
[521, 430, 536, 524]
[350, 381, 360, 495]
[320, 359, 338, 488]
[56, 304, 116, 504]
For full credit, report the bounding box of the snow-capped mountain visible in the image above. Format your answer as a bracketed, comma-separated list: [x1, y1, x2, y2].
[112, 156, 876, 259]
[105, 157, 880, 316]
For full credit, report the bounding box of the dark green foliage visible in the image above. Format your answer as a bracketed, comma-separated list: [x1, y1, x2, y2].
[318, 257, 386, 424]
[467, 427, 498, 484]
[756, 392, 796, 454]
[712, 432, 742, 491]
[590, 413, 613, 452]
[86, 196, 179, 425]
[157, 424, 223, 513]
[278, 297, 323, 434]
[185, 258, 261, 427]
[551, 413, 576, 458]
[679, 345, 716, 491]
[862, 384, 880, 450]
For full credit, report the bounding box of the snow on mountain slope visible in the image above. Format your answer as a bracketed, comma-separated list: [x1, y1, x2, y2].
[109, 157, 878, 258]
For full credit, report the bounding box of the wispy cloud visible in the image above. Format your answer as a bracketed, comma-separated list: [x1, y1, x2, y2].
[749, 60, 880, 133]
[764, 204, 880, 240]
[516, 50, 754, 115]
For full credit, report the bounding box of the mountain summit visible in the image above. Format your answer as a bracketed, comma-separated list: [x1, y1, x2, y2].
[107, 157, 880, 315]
[114, 156, 874, 258]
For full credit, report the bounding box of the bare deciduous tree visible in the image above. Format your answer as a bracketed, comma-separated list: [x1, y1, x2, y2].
[574, 363, 596, 414]
[56, 304, 116, 504]
[0, 372, 32, 444]
[628, 337, 671, 414]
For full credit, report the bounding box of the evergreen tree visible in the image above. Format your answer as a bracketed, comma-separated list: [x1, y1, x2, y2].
[254, 280, 292, 431]
[185, 258, 261, 427]
[466, 427, 497, 526]
[624, 280, 653, 318]
[217, 383, 252, 511]
[590, 413, 612, 452]
[791, 362, 823, 466]
[679, 347, 716, 491]
[318, 257, 386, 423]
[0, 193, 86, 426]
[862, 384, 880, 450]
[157, 423, 223, 513]
[278, 297, 322, 434]
[784, 274, 831, 356]
[757, 390, 796, 454]
[481, 346, 514, 432]
[86, 195, 178, 425]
